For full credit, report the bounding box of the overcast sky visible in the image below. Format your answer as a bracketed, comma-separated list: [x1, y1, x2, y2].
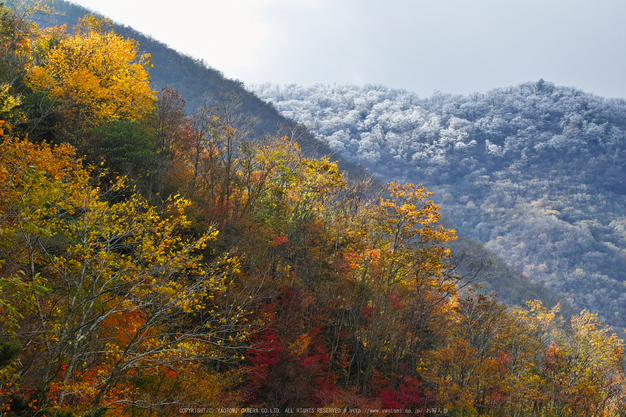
[70, 0, 626, 99]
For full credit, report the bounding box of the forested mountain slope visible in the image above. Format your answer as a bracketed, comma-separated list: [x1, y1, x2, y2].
[2, 2, 625, 414]
[32, 0, 569, 313]
[252, 82, 626, 328]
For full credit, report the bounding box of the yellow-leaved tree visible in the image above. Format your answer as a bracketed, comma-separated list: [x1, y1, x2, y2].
[332, 182, 458, 389]
[0, 137, 250, 415]
[25, 15, 154, 147]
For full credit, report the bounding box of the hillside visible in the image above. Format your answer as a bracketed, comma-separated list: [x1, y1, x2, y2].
[40, 1, 360, 170]
[252, 82, 626, 329]
[1, 2, 625, 414]
[30, 0, 569, 313]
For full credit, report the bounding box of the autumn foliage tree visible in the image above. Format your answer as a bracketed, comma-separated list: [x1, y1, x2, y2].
[25, 15, 154, 147]
[0, 137, 250, 415]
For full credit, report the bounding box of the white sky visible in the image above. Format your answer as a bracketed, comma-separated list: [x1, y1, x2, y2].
[70, 0, 626, 99]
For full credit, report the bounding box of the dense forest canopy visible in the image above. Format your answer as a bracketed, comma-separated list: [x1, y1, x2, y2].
[252, 82, 626, 331]
[0, 2, 624, 416]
